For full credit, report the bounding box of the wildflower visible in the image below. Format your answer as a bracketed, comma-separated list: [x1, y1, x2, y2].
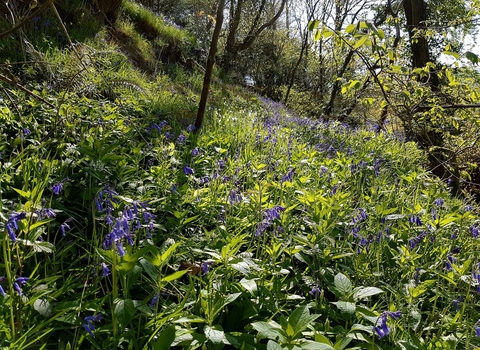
[13, 277, 29, 296]
[470, 223, 479, 238]
[52, 177, 69, 195]
[177, 134, 186, 144]
[434, 198, 444, 207]
[281, 168, 295, 183]
[408, 215, 423, 226]
[465, 205, 473, 212]
[264, 206, 285, 222]
[183, 165, 194, 175]
[82, 314, 103, 337]
[445, 259, 453, 271]
[60, 218, 73, 236]
[201, 261, 211, 275]
[309, 286, 321, 297]
[149, 293, 160, 308]
[191, 147, 200, 156]
[0, 284, 4, 296]
[6, 212, 27, 242]
[374, 311, 402, 339]
[101, 263, 110, 278]
[187, 124, 196, 132]
[229, 189, 242, 205]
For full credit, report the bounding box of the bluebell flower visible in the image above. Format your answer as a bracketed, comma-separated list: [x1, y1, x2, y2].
[191, 147, 199, 156]
[83, 314, 103, 337]
[470, 223, 479, 238]
[465, 205, 473, 212]
[408, 215, 423, 226]
[187, 124, 196, 132]
[434, 198, 444, 207]
[374, 311, 402, 339]
[101, 262, 110, 278]
[309, 286, 321, 297]
[177, 134, 186, 144]
[6, 212, 27, 242]
[445, 259, 453, 271]
[229, 189, 242, 204]
[60, 218, 73, 236]
[0, 284, 4, 296]
[149, 293, 160, 308]
[13, 277, 29, 295]
[201, 261, 211, 275]
[183, 165, 194, 175]
[281, 168, 295, 183]
[475, 320, 480, 337]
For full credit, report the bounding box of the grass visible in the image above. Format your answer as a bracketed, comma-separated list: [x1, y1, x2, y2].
[0, 5, 479, 350]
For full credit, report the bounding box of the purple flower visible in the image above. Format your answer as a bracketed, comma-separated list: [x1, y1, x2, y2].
[281, 168, 295, 183]
[13, 277, 29, 296]
[183, 165, 194, 175]
[101, 263, 110, 278]
[83, 314, 103, 337]
[201, 261, 211, 275]
[6, 212, 27, 242]
[52, 177, 69, 195]
[149, 293, 160, 308]
[445, 259, 453, 271]
[60, 218, 73, 236]
[434, 198, 444, 207]
[470, 223, 479, 238]
[177, 134, 186, 144]
[309, 286, 321, 297]
[187, 124, 196, 132]
[374, 311, 402, 339]
[191, 147, 200, 156]
[408, 215, 423, 226]
[0, 284, 4, 296]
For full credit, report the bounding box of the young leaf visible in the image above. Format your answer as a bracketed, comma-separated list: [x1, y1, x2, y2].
[352, 286, 384, 301]
[251, 321, 286, 343]
[288, 306, 321, 337]
[205, 325, 226, 345]
[154, 325, 176, 350]
[334, 273, 352, 296]
[308, 20, 320, 31]
[114, 298, 135, 326]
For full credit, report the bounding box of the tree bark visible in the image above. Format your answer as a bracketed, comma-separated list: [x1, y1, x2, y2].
[195, 0, 225, 131]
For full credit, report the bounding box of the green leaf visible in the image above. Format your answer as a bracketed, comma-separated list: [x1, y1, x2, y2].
[353, 35, 368, 49]
[33, 299, 53, 317]
[267, 340, 284, 350]
[300, 341, 335, 350]
[161, 269, 189, 283]
[251, 321, 286, 343]
[288, 306, 320, 337]
[205, 325, 226, 345]
[334, 273, 352, 296]
[353, 286, 384, 301]
[443, 51, 460, 59]
[331, 301, 356, 314]
[465, 51, 479, 65]
[345, 24, 355, 33]
[240, 278, 258, 296]
[138, 258, 159, 281]
[334, 337, 353, 350]
[154, 325, 176, 350]
[308, 20, 320, 31]
[114, 298, 135, 326]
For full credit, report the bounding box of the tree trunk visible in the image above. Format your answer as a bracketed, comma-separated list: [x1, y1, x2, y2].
[195, 0, 225, 131]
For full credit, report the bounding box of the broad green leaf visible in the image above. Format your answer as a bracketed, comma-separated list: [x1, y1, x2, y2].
[465, 51, 479, 64]
[205, 325, 226, 345]
[154, 325, 176, 350]
[33, 299, 53, 317]
[251, 321, 286, 343]
[139, 258, 158, 281]
[334, 337, 353, 350]
[240, 278, 258, 296]
[443, 51, 460, 59]
[353, 286, 384, 301]
[334, 273, 352, 296]
[267, 340, 284, 350]
[353, 35, 368, 49]
[331, 301, 356, 315]
[345, 24, 355, 33]
[288, 306, 320, 336]
[300, 341, 335, 350]
[308, 20, 320, 31]
[114, 298, 135, 326]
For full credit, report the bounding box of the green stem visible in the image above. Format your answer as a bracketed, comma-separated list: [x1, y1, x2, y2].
[3, 237, 16, 342]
